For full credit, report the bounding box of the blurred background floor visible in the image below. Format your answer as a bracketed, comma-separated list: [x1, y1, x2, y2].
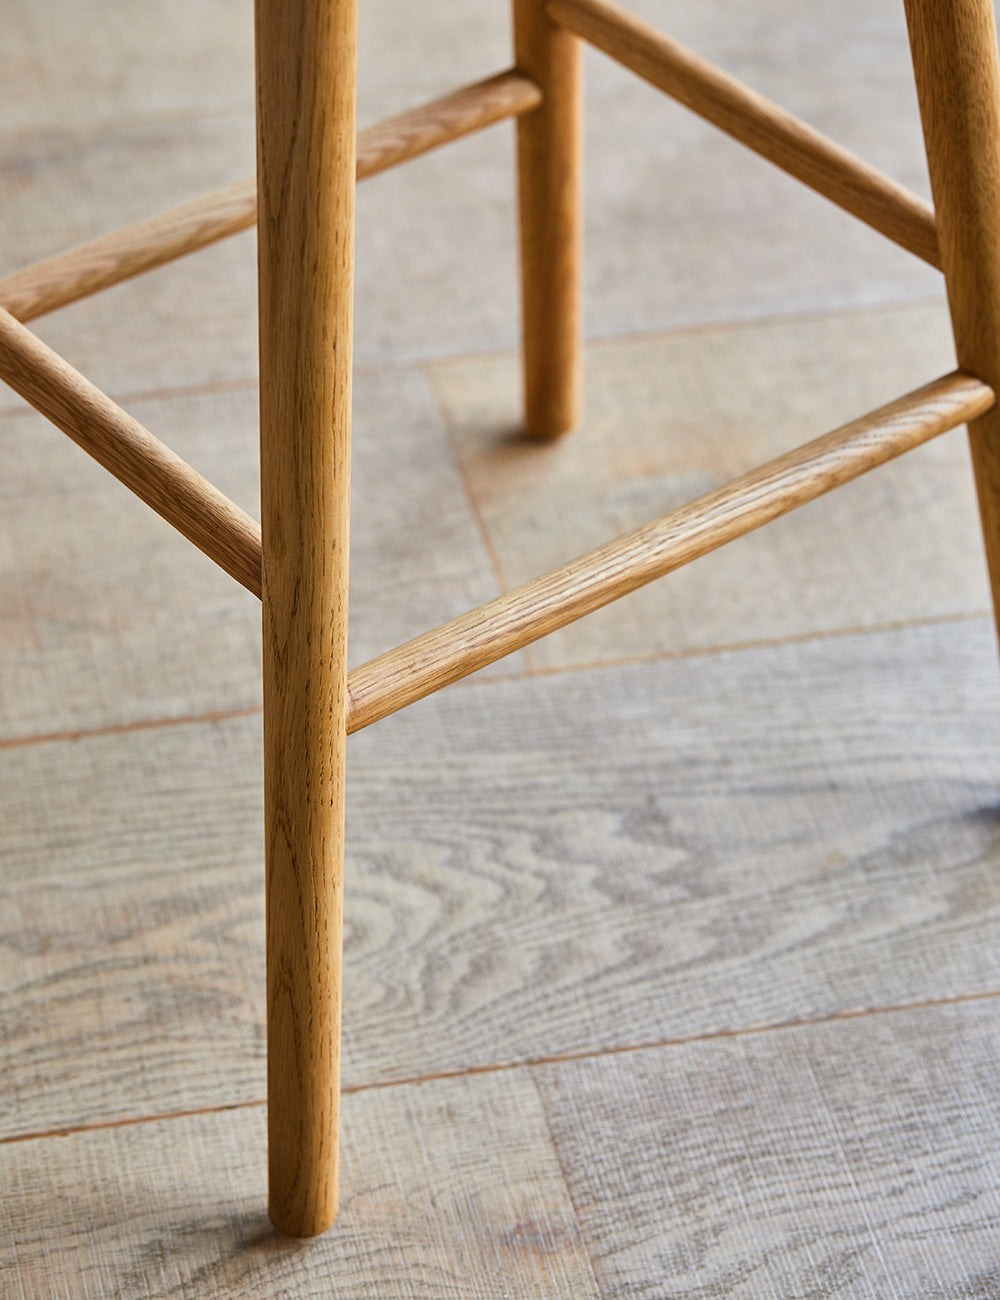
[2, 1, 1000, 1295]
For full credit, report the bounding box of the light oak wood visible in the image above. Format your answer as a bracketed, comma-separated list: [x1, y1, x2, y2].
[345, 370, 992, 733]
[904, 0, 1000, 658]
[547, 0, 941, 269]
[3, 0, 1000, 1289]
[255, 0, 356, 1238]
[0, 304, 262, 596]
[0, 70, 541, 326]
[514, 0, 584, 436]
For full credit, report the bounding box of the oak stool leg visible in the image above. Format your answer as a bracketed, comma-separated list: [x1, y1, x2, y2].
[255, 0, 357, 1238]
[904, 0, 1000, 642]
[513, 0, 584, 437]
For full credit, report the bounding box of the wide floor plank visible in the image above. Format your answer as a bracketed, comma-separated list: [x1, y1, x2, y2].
[534, 1000, 1000, 1298]
[1, 1070, 597, 1300]
[4, 620, 1000, 1137]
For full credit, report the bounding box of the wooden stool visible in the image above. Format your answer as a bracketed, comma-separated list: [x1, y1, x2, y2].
[0, 0, 997, 1240]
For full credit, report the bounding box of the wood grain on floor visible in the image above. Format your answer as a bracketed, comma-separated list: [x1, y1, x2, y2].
[0, 367, 509, 740]
[3, 0, 1000, 1294]
[4, 621, 1000, 1146]
[0, 1070, 598, 1300]
[534, 999, 1000, 1298]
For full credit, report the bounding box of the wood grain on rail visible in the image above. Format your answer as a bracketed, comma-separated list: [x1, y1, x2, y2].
[345, 370, 992, 733]
[0, 305, 262, 596]
[547, 0, 940, 268]
[0, 70, 541, 325]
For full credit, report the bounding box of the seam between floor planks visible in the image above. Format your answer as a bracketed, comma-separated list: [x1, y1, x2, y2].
[4, 987, 999, 1148]
[0, 610, 989, 752]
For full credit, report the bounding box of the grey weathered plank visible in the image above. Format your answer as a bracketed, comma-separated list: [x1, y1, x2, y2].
[432, 301, 987, 668]
[0, 366, 508, 740]
[3, 620, 1000, 1137]
[533, 1000, 1000, 1298]
[0, 1070, 598, 1300]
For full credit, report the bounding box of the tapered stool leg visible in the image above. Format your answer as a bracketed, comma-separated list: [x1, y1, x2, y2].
[513, 0, 583, 437]
[904, 0, 1000, 640]
[255, 0, 357, 1238]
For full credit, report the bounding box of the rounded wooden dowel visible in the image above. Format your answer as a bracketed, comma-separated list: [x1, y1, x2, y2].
[548, 0, 941, 269]
[0, 70, 542, 326]
[344, 371, 992, 734]
[514, 0, 584, 437]
[904, 0, 1000, 649]
[0, 304, 262, 596]
[256, 0, 356, 1238]
[356, 68, 542, 182]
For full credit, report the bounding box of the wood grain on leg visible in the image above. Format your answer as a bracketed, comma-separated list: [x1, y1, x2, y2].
[255, 0, 356, 1238]
[514, 0, 583, 437]
[904, 0, 1000, 648]
[344, 371, 992, 733]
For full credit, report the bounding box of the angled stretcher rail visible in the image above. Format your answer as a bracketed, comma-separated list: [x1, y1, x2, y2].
[344, 370, 991, 732]
[0, 305, 262, 595]
[0, 69, 542, 324]
[0, 299, 987, 730]
[547, 0, 940, 268]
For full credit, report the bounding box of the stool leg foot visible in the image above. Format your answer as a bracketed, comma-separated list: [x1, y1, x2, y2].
[255, 0, 357, 1238]
[905, 0, 1000, 643]
[514, 0, 583, 437]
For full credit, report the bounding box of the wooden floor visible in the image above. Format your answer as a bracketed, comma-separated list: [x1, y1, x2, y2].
[3, 1, 1000, 1295]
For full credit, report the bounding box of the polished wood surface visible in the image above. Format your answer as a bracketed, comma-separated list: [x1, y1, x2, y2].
[255, 0, 356, 1238]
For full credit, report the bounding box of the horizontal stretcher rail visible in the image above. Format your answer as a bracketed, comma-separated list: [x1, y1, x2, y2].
[343, 371, 992, 733]
[547, 0, 941, 268]
[0, 305, 263, 596]
[0, 69, 543, 324]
